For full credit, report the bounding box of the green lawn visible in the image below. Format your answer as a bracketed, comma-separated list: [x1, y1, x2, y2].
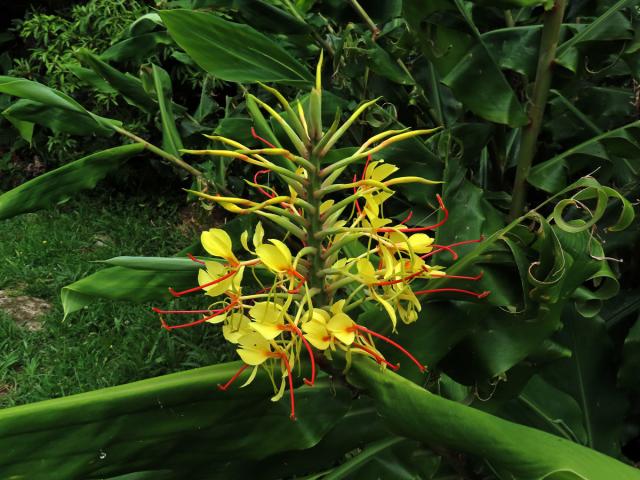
[0, 191, 232, 408]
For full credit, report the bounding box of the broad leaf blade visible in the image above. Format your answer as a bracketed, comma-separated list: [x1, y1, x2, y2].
[349, 358, 640, 480]
[0, 365, 350, 479]
[159, 10, 313, 86]
[0, 144, 144, 221]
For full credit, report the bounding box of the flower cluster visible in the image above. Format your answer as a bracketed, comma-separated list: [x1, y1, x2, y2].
[153, 55, 487, 419]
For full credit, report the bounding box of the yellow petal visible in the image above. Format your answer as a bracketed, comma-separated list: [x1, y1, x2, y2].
[327, 313, 355, 345]
[201, 229, 237, 262]
[198, 261, 233, 296]
[372, 290, 397, 330]
[222, 313, 251, 343]
[256, 240, 292, 273]
[249, 301, 285, 324]
[302, 321, 331, 350]
[253, 221, 264, 248]
[251, 321, 284, 340]
[356, 259, 377, 285]
[237, 348, 270, 365]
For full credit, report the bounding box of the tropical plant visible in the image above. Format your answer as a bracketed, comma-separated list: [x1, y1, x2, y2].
[1, 0, 640, 478]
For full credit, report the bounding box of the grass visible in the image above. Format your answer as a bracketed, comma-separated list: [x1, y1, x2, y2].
[0, 190, 233, 408]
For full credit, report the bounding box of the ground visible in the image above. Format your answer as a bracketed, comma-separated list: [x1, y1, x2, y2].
[0, 190, 232, 408]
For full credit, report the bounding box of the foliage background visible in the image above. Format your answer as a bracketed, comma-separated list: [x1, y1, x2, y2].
[0, 0, 640, 478]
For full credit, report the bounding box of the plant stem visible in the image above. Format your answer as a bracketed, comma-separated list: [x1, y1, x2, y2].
[305, 155, 328, 304]
[113, 126, 204, 178]
[281, 0, 335, 56]
[509, 0, 567, 219]
[349, 0, 380, 39]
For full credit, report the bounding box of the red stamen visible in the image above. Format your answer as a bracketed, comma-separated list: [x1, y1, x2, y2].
[279, 353, 296, 420]
[286, 269, 307, 294]
[218, 364, 249, 391]
[445, 236, 485, 248]
[188, 253, 206, 265]
[353, 343, 399, 370]
[353, 173, 363, 215]
[398, 210, 413, 226]
[169, 269, 238, 297]
[253, 169, 276, 199]
[354, 324, 426, 372]
[435, 272, 484, 281]
[251, 126, 278, 149]
[361, 154, 372, 181]
[375, 268, 426, 286]
[287, 326, 316, 386]
[421, 245, 458, 260]
[161, 301, 237, 330]
[413, 288, 490, 299]
[152, 307, 215, 315]
[376, 194, 448, 233]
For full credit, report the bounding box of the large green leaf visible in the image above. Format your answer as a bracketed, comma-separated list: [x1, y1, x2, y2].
[61, 217, 255, 317]
[146, 64, 184, 158]
[619, 317, 640, 390]
[403, 0, 528, 126]
[0, 76, 118, 135]
[0, 364, 351, 479]
[529, 120, 640, 193]
[348, 358, 640, 480]
[0, 144, 144, 221]
[158, 9, 313, 86]
[542, 311, 629, 457]
[77, 50, 157, 114]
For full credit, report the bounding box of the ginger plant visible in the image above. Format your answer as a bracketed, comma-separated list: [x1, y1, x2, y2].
[152, 55, 487, 419]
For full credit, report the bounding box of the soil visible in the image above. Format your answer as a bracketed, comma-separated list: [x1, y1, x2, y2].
[0, 290, 51, 331]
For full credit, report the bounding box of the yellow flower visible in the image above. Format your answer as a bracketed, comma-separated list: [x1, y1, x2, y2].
[236, 333, 275, 365]
[201, 228, 238, 265]
[249, 301, 288, 340]
[222, 312, 252, 343]
[388, 232, 434, 254]
[198, 261, 242, 296]
[301, 308, 331, 350]
[256, 239, 293, 273]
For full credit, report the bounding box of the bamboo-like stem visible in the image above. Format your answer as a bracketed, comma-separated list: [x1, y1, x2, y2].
[349, 0, 380, 39]
[509, 0, 567, 219]
[113, 125, 203, 178]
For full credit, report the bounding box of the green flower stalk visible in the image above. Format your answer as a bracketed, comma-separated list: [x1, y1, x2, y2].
[153, 55, 488, 420]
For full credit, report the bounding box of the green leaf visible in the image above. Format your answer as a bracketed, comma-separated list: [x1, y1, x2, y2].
[159, 9, 313, 86]
[148, 64, 184, 158]
[0, 365, 351, 479]
[543, 311, 628, 458]
[77, 50, 157, 114]
[3, 99, 118, 136]
[0, 144, 144, 221]
[556, 0, 635, 72]
[619, 317, 640, 390]
[101, 256, 202, 271]
[348, 358, 640, 480]
[101, 32, 174, 64]
[528, 120, 640, 192]
[0, 76, 118, 134]
[403, 0, 528, 126]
